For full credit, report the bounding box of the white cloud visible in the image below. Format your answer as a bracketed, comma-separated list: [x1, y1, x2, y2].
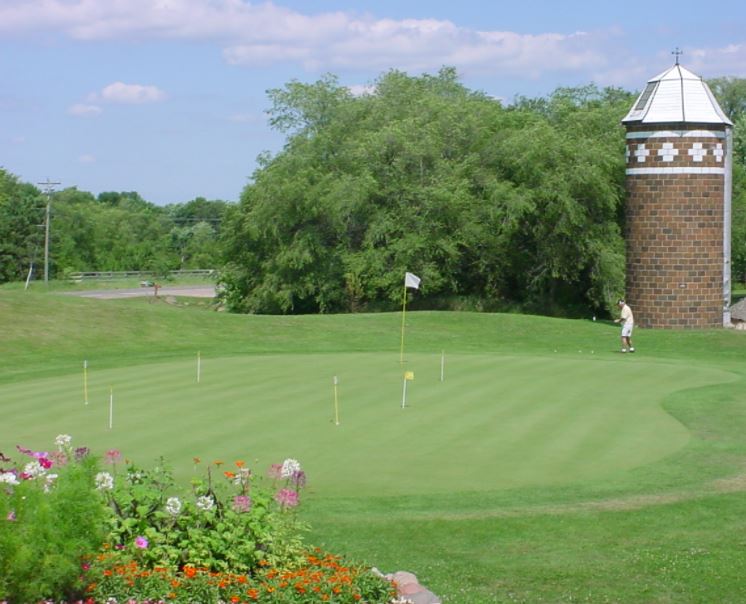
[347, 84, 376, 97]
[91, 82, 167, 104]
[686, 43, 746, 78]
[78, 154, 96, 164]
[0, 1, 612, 79]
[68, 103, 103, 116]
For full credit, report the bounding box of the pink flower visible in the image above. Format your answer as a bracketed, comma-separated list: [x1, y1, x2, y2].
[232, 495, 252, 513]
[6, 511, 16, 521]
[134, 536, 149, 549]
[274, 488, 299, 508]
[267, 463, 283, 479]
[106, 449, 122, 464]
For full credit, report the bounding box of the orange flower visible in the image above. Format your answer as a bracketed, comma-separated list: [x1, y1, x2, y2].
[235, 460, 245, 468]
[214, 459, 224, 466]
[184, 565, 197, 578]
[224, 470, 236, 479]
[230, 596, 240, 603]
[193, 456, 201, 464]
[246, 588, 259, 600]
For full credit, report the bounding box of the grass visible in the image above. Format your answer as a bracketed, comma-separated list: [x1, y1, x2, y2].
[1, 286, 746, 602]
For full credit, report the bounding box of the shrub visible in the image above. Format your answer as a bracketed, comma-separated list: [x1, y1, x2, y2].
[0, 436, 107, 603]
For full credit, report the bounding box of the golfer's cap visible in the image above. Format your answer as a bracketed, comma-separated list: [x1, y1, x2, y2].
[617, 298, 625, 305]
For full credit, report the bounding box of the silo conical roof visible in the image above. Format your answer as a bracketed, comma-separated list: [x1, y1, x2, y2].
[622, 63, 733, 125]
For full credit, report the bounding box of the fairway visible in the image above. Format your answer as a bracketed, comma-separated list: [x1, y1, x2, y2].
[0, 351, 732, 497]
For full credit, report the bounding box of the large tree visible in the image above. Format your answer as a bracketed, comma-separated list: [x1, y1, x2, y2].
[0, 169, 43, 282]
[220, 69, 633, 316]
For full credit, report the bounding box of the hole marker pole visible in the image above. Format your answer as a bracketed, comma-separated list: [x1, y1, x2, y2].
[83, 360, 89, 405]
[401, 371, 414, 409]
[108, 386, 113, 430]
[197, 351, 201, 384]
[333, 376, 340, 426]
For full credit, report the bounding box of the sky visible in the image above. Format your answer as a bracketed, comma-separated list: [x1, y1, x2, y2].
[2, 0, 746, 206]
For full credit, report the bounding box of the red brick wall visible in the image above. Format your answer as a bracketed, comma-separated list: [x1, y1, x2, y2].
[624, 125, 725, 328]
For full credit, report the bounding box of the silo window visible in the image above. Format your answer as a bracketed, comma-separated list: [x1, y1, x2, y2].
[635, 82, 657, 111]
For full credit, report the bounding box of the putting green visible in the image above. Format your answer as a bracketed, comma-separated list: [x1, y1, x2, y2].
[0, 352, 733, 497]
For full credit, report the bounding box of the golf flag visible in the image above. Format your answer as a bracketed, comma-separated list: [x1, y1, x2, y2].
[404, 371, 414, 380]
[400, 272, 420, 363]
[405, 272, 421, 289]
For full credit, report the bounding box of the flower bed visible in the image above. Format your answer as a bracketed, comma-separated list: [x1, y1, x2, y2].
[0, 436, 396, 603]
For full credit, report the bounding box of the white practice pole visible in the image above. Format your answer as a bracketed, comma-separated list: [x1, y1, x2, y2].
[83, 360, 89, 405]
[108, 387, 113, 430]
[333, 376, 340, 425]
[401, 377, 408, 409]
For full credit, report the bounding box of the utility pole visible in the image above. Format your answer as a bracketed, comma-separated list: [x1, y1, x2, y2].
[38, 178, 61, 285]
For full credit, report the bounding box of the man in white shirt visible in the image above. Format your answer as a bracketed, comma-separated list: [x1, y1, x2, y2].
[615, 299, 635, 353]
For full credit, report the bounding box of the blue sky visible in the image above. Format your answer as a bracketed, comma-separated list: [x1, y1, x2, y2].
[2, 0, 745, 205]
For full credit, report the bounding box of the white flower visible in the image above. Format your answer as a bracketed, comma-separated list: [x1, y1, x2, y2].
[0, 471, 20, 486]
[280, 458, 301, 478]
[195, 495, 215, 511]
[165, 496, 182, 516]
[95, 471, 114, 491]
[23, 461, 45, 479]
[54, 434, 72, 450]
[43, 473, 58, 493]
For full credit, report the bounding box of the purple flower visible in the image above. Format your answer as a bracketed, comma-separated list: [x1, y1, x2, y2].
[275, 488, 299, 508]
[134, 536, 149, 549]
[292, 470, 306, 489]
[6, 511, 16, 521]
[232, 495, 252, 513]
[74, 447, 90, 461]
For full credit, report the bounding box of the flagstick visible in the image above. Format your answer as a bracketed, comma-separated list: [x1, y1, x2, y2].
[440, 350, 445, 383]
[108, 386, 114, 430]
[197, 351, 201, 384]
[333, 376, 340, 426]
[399, 284, 408, 364]
[401, 375, 408, 409]
[83, 360, 89, 405]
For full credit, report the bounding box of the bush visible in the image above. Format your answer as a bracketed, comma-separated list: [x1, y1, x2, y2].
[0, 436, 107, 603]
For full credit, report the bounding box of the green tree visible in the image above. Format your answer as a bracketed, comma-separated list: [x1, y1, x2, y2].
[0, 169, 43, 283]
[221, 70, 631, 316]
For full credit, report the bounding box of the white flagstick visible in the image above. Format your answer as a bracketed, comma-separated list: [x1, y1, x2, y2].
[108, 386, 114, 430]
[83, 360, 89, 405]
[197, 351, 201, 384]
[401, 376, 408, 409]
[333, 376, 340, 426]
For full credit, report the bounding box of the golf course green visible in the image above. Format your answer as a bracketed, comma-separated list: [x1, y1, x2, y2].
[0, 351, 732, 497]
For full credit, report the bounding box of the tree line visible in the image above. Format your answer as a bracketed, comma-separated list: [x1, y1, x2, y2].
[2, 68, 745, 317]
[0, 179, 230, 282]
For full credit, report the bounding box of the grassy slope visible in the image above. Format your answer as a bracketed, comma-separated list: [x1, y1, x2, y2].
[2, 288, 746, 602]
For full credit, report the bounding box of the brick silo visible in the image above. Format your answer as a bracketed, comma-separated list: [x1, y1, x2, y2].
[622, 61, 733, 328]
